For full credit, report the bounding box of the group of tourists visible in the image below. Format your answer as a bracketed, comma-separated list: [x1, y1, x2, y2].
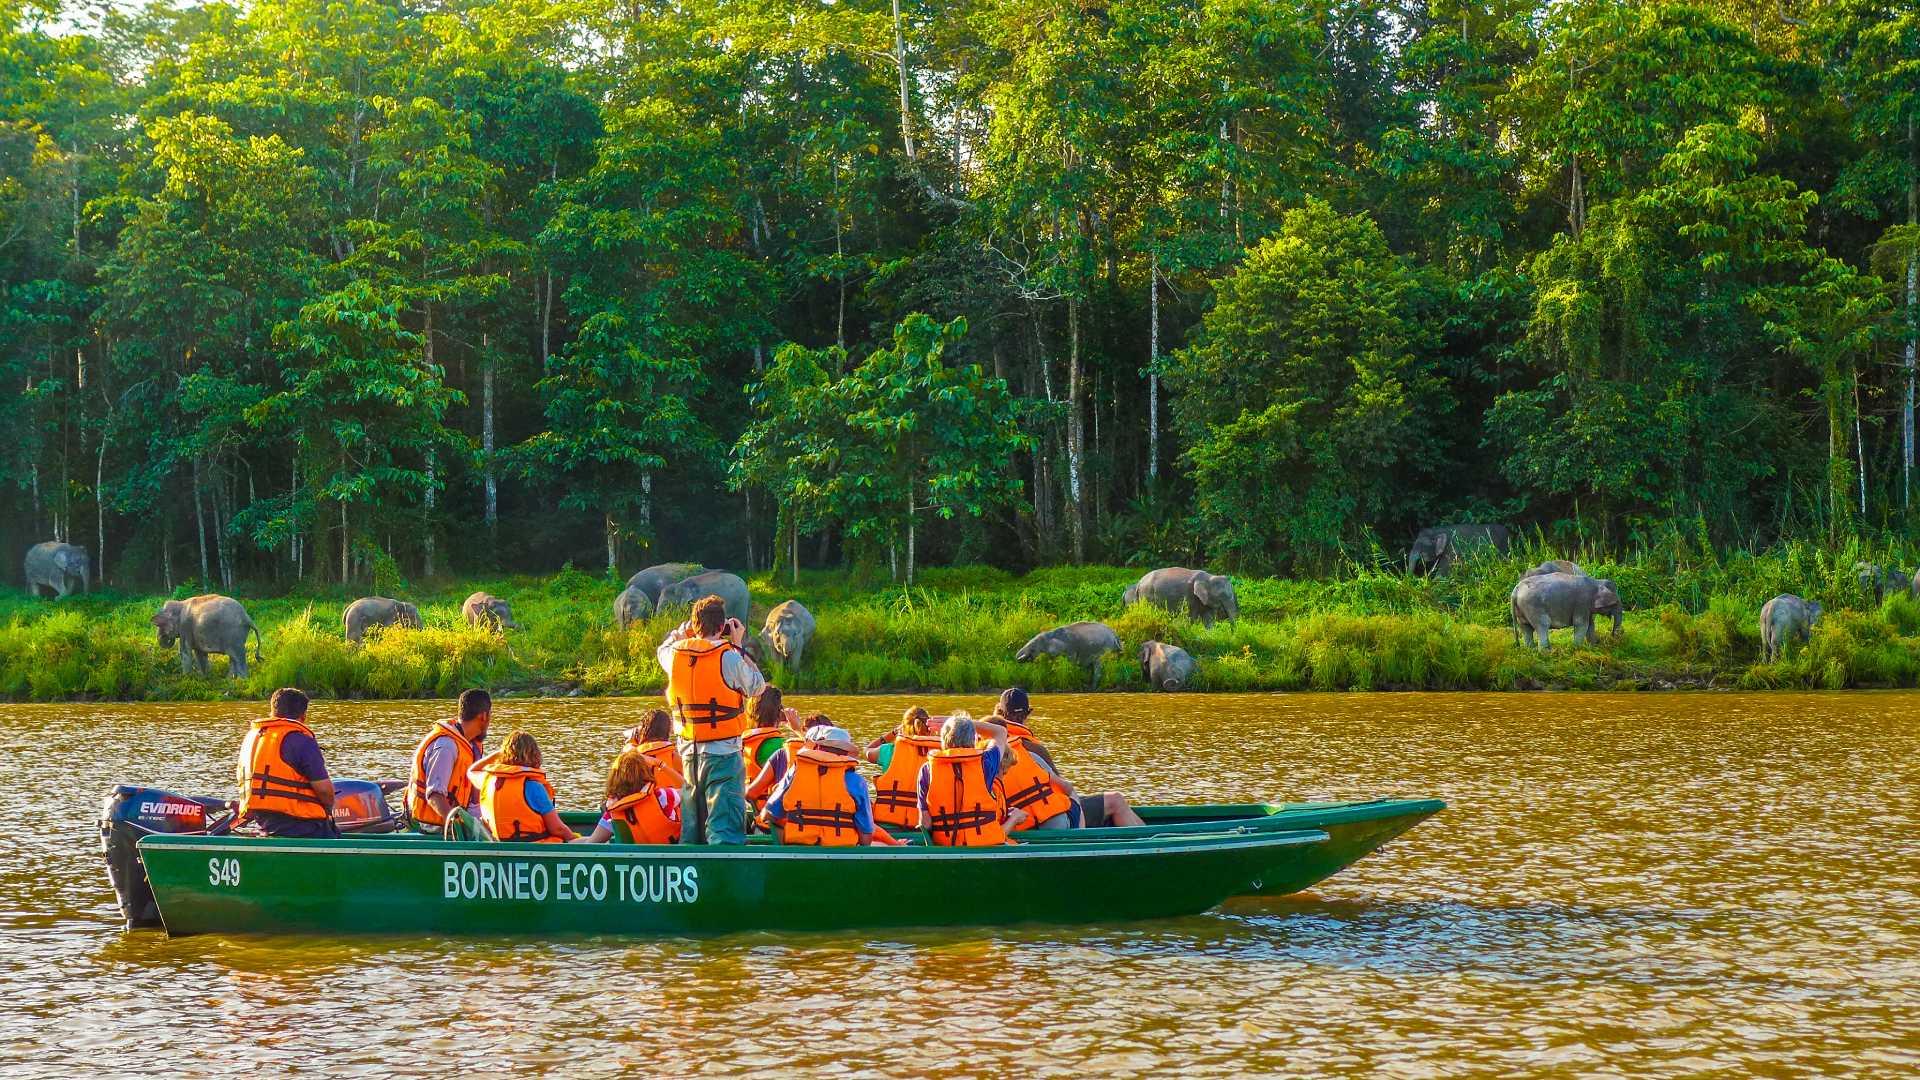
[236, 594, 1144, 847]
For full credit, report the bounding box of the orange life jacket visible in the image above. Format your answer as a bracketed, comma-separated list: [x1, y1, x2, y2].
[237, 717, 330, 821]
[872, 734, 942, 829]
[776, 746, 865, 846]
[923, 746, 1009, 847]
[740, 726, 786, 772]
[472, 758, 563, 843]
[628, 738, 685, 791]
[404, 720, 478, 828]
[605, 787, 681, 845]
[996, 721, 1073, 829]
[666, 638, 748, 741]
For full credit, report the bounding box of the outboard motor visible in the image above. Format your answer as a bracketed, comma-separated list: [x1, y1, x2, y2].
[100, 786, 232, 929]
[102, 779, 404, 928]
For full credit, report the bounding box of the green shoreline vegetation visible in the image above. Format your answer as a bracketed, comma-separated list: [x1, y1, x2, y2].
[8, 541, 1920, 702]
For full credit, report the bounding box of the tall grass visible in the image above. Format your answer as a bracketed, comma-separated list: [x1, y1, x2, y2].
[2, 550, 1917, 700]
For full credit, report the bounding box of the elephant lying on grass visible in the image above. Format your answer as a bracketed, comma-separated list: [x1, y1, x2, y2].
[1016, 622, 1122, 689]
[1139, 641, 1195, 691]
[1510, 572, 1621, 650]
[25, 542, 89, 598]
[343, 597, 421, 644]
[153, 595, 261, 678]
[1123, 567, 1238, 627]
[1760, 594, 1821, 661]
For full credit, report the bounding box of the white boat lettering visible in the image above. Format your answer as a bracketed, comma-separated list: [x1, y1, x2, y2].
[443, 860, 696, 904]
[143, 801, 203, 817]
[207, 857, 241, 887]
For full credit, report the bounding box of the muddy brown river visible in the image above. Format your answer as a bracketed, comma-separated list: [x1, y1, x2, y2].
[0, 692, 1915, 1076]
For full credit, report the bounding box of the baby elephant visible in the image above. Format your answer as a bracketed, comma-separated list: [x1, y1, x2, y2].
[1015, 622, 1122, 689]
[343, 596, 422, 644]
[614, 584, 654, 630]
[463, 592, 520, 632]
[760, 600, 816, 669]
[152, 595, 262, 678]
[1139, 640, 1196, 692]
[1760, 594, 1822, 662]
[1855, 562, 1912, 605]
[24, 541, 89, 598]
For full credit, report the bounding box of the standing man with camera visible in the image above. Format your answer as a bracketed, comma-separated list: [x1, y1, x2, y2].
[657, 594, 766, 844]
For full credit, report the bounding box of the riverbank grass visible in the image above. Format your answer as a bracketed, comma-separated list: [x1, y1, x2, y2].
[4, 551, 1920, 700]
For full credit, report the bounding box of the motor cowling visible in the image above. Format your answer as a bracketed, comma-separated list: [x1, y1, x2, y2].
[99, 786, 229, 929]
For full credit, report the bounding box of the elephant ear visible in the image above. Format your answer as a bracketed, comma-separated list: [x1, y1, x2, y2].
[1594, 582, 1620, 611]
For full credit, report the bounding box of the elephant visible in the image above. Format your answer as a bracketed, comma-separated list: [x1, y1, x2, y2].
[1854, 562, 1911, 605]
[463, 592, 520, 632]
[760, 600, 816, 670]
[614, 584, 654, 630]
[1760, 594, 1822, 662]
[1521, 559, 1584, 579]
[152, 595, 261, 678]
[24, 541, 89, 598]
[1139, 640, 1196, 692]
[1408, 524, 1512, 576]
[625, 563, 706, 607]
[1510, 572, 1622, 650]
[1015, 622, 1122, 689]
[657, 570, 751, 624]
[342, 596, 421, 644]
[1122, 567, 1239, 627]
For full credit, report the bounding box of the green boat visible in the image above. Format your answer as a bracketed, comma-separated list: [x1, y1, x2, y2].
[136, 827, 1331, 937]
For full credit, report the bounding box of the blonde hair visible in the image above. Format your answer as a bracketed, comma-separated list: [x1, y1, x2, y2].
[941, 711, 977, 750]
[500, 730, 541, 768]
[605, 749, 656, 802]
[901, 706, 933, 737]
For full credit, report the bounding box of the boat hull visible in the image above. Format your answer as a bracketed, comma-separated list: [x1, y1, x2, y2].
[138, 828, 1329, 937]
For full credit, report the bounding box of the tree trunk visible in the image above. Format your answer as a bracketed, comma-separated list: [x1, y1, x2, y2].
[1148, 249, 1160, 485]
[94, 425, 106, 585]
[422, 303, 436, 578]
[639, 471, 653, 546]
[340, 498, 349, 585]
[1066, 298, 1087, 562]
[605, 512, 619, 576]
[905, 485, 916, 585]
[541, 159, 557, 373]
[193, 454, 209, 586]
[483, 333, 497, 533]
[892, 0, 917, 162]
[1856, 370, 1868, 517]
[744, 488, 755, 573]
[792, 517, 800, 586]
[1905, 115, 1917, 509]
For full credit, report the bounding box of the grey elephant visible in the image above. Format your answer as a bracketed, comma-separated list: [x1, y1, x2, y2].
[24, 541, 89, 598]
[152, 595, 262, 678]
[1521, 559, 1584, 579]
[1510, 572, 1622, 650]
[1855, 562, 1911, 605]
[1122, 567, 1239, 627]
[614, 584, 654, 630]
[463, 592, 520, 632]
[1139, 640, 1196, 692]
[343, 596, 422, 644]
[625, 562, 706, 607]
[657, 570, 751, 624]
[1759, 593, 1822, 662]
[1015, 622, 1122, 689]
[760, 600, 816, 669]
[1408, 523, 1512, 575]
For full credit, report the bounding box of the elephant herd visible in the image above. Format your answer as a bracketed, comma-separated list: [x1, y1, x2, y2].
[1012, 566, 1240, 692]
[613, 563, 816, 672]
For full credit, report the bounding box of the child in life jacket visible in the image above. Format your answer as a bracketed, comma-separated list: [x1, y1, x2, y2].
[623, 708, 684, 790]
[866, 706, 943, 831]
[469, 730, 577, 843]
[576, 748, 682, 844]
